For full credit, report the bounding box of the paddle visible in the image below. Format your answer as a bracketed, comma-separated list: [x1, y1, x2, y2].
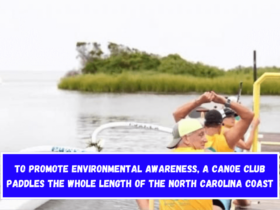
[237, 81, 243, 103]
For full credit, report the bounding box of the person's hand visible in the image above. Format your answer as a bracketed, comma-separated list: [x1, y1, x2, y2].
[210, 91, 227, 104]
[197, 92, 214, 104]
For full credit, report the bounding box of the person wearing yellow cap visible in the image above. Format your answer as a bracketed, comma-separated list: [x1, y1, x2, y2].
[136, 118, 213, 210]
[167, 118, 209, 151]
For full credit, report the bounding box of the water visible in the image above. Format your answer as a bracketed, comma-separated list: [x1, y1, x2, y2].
[0, 71, 279, 210]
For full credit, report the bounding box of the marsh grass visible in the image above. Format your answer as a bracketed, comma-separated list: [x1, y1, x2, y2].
[58, 72, 280, 95]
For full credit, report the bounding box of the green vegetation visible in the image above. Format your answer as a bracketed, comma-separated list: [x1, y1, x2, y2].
[58, 42, 280, 94]
[58, 72, 280, 95]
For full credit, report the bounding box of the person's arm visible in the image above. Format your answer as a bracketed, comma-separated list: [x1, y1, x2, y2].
[235, 118, 260, 150]
[211, 91, 254, 149]
[136, 199, 150, 210]
[222, 127, 246, 149]
[173, 92, 213, 122]
[236, 140, 250, 151]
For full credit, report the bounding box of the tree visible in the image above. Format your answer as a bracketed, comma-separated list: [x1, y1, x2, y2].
[76, 42, 103, 69]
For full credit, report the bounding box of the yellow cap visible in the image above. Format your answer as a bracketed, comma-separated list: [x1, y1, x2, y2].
[167, 118, 204, 149]
[178, 118, 203, 137]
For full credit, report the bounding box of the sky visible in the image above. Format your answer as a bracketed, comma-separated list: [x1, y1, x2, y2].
[0, 0, 280, 71]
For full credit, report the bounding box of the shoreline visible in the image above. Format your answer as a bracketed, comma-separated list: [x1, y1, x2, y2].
[58, 72, 280, 95]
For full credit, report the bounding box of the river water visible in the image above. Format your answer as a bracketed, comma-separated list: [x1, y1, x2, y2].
[0, 71, 279, 210]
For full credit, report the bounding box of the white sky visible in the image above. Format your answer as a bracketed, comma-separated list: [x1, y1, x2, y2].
[0, 0, 280, 71]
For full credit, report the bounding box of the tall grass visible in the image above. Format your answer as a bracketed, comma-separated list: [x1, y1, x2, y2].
[58, 72, 280, 95]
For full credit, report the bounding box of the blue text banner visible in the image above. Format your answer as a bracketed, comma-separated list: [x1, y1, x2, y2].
[1, 153, 278, 199]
